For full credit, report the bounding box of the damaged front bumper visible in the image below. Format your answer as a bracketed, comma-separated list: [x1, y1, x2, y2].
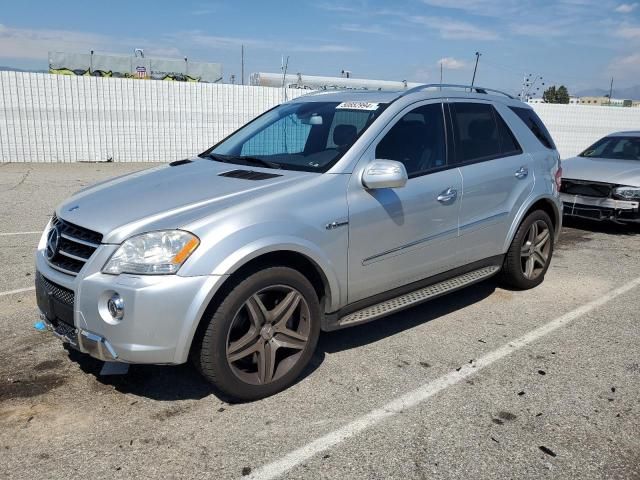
[560, 193, 640, 223]
[40, 312, 119, 361]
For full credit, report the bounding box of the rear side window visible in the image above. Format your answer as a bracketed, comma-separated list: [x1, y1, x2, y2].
[449, 103, 501, 163]
[509, 106, 556, 150]
[494, 110, 522, 156]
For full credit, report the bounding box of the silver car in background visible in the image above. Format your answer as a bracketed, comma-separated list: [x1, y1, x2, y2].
[561, 131, 640, 223]
[35, 84, 562, 401]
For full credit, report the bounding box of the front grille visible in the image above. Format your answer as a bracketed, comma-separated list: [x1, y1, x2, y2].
[560, 179, 613, 198]
[36, 271, 75, 306]
[47, 215, 103, 276]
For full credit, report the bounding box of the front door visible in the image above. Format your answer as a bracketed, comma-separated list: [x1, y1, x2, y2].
[347, 102, 463, 304]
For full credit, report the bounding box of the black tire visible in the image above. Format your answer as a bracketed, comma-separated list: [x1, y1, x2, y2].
[501, 210, 554, 290]
[193, 267, 321, 402]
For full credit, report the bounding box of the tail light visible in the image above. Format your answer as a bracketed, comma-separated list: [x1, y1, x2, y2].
[554, 161, 562, 192]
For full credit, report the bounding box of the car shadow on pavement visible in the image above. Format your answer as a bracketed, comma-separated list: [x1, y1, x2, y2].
[65, 280, 497, 403]
[316, 280, 497, 355]
[65, 347, 218, 401]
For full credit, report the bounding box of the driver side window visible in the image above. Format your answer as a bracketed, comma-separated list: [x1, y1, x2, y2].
[375, 103, 446, 177]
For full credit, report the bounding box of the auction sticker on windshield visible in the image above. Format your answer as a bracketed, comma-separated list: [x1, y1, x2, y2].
[336, 101, 380, 111]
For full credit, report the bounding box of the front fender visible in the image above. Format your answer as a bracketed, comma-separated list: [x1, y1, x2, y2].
[212, 236, 344, 311]
[180, 218, 348, 311]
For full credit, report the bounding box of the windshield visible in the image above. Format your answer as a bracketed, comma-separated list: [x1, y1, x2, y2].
[201, 101, 387, 172]
[579, 136, 640, 161]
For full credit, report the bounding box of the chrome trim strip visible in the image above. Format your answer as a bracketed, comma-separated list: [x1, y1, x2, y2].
[459, 211, 509, 232]
[60, 233, 100, 248]
[46, 260, 79, 277]
[58, 249, 90, 263]
[362, 227, 458, 265]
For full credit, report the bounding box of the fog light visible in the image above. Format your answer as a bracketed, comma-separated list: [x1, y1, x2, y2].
[107, 294, 124, 320]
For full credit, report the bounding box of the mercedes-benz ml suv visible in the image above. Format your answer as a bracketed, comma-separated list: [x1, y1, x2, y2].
[35, 84, 562, 401]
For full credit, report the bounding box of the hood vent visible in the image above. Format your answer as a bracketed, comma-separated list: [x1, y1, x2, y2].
[169, 159, 193, 167]
[219, 169, 282, 180]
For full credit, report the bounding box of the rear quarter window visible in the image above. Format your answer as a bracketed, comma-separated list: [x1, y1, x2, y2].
[509, 106, 556, 150]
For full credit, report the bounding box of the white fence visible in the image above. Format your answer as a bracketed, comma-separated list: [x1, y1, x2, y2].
[1, 71, 640, 162]
[0, 71, 305, 163]
[532, 104, 640, 159]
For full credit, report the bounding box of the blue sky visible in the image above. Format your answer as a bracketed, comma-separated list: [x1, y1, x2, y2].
[1, 0, 639, 95]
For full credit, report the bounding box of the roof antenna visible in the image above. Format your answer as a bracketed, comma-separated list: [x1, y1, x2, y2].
[471, 51, 481, 89]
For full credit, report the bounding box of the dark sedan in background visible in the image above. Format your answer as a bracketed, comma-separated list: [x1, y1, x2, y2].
[561, 131, 640, 223]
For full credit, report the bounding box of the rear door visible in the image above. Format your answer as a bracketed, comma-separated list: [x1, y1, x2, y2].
[448, 101, 535, 263]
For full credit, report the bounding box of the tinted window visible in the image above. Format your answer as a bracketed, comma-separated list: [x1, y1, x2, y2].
[494, 110, 522, 156]
[450, 103, 501, 163]
[579, 136, 640, 161]
[375, 103, 446, 177]
[509, 106, 556, 150]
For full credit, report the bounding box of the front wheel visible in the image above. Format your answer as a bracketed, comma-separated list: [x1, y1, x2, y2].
[501, 210, 554, 290]
[193, 267, 321, 402]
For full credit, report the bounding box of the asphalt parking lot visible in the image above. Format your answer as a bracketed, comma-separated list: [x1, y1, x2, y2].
[1, 162, 639, 480]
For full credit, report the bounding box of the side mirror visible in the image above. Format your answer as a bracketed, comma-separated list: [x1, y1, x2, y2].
[362, 160, 408, 189]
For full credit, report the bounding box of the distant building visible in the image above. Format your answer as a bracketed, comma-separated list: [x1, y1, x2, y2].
[527, 96, 639, 107]
[49, 51, 223, 83]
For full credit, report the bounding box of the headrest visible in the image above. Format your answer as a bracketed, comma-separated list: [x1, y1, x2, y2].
[333, 124, 358, 147]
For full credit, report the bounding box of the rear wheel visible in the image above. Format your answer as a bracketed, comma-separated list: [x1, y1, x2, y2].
[193, 267, 321, 402]
[501, 210, 554, 290]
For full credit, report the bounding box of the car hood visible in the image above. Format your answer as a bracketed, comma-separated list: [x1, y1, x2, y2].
[562, 156, 640, 186]
[56, 159, 312, 243]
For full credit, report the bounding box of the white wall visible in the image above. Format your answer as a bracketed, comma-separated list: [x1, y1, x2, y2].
[531, 103, 640, 159]
[2, 71, 640, 162]
[0, 71, 306, 163]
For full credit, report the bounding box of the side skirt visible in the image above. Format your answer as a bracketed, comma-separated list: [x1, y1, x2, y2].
[322, 256, 503, 331]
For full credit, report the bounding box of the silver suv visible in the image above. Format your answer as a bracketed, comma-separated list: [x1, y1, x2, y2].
[35, 84, 562, 401]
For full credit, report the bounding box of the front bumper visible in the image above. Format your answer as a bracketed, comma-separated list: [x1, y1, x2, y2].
[35, 246, 225, 364]
[560, 193, 640, 223]
[40, 312, 119, 361]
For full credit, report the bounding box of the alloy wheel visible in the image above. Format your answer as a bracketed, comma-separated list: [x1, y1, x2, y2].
[226, 285, 311, 385]
[520, 220, 551, 280]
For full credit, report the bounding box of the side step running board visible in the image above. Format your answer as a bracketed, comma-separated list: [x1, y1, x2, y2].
[338, 266, 500, 327]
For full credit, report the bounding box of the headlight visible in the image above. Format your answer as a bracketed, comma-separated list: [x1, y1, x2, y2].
[613, 186, 640, 200]
[102, 230, 200, 275]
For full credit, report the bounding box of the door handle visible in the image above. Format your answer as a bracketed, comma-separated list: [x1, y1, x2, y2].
[437, 187, 457, 204]
[514, 166, 529, 179]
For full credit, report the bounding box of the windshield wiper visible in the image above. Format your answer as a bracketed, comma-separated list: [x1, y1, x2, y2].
[201, 153, 280, 169]
[233, 156, 281, 169]
[201, 152, 233, 163]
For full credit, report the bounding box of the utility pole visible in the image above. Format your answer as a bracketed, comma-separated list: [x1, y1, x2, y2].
[471, 51, 481, 87]
[608, 77, 613, 105]
[440, 62, 443, 87]
[241, 45, 245, 85]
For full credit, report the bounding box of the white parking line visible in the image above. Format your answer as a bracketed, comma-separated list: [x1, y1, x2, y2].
[247, 276, 640, 480]
[0, 286, 36, 297]
[0, 231, 41, 236]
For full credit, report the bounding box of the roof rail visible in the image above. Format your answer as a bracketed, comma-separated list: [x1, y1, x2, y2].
[401, 83, 515, 99]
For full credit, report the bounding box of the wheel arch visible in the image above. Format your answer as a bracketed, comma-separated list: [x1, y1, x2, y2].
[503, 195, 561, 253]
[179, 246, 340, 365]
